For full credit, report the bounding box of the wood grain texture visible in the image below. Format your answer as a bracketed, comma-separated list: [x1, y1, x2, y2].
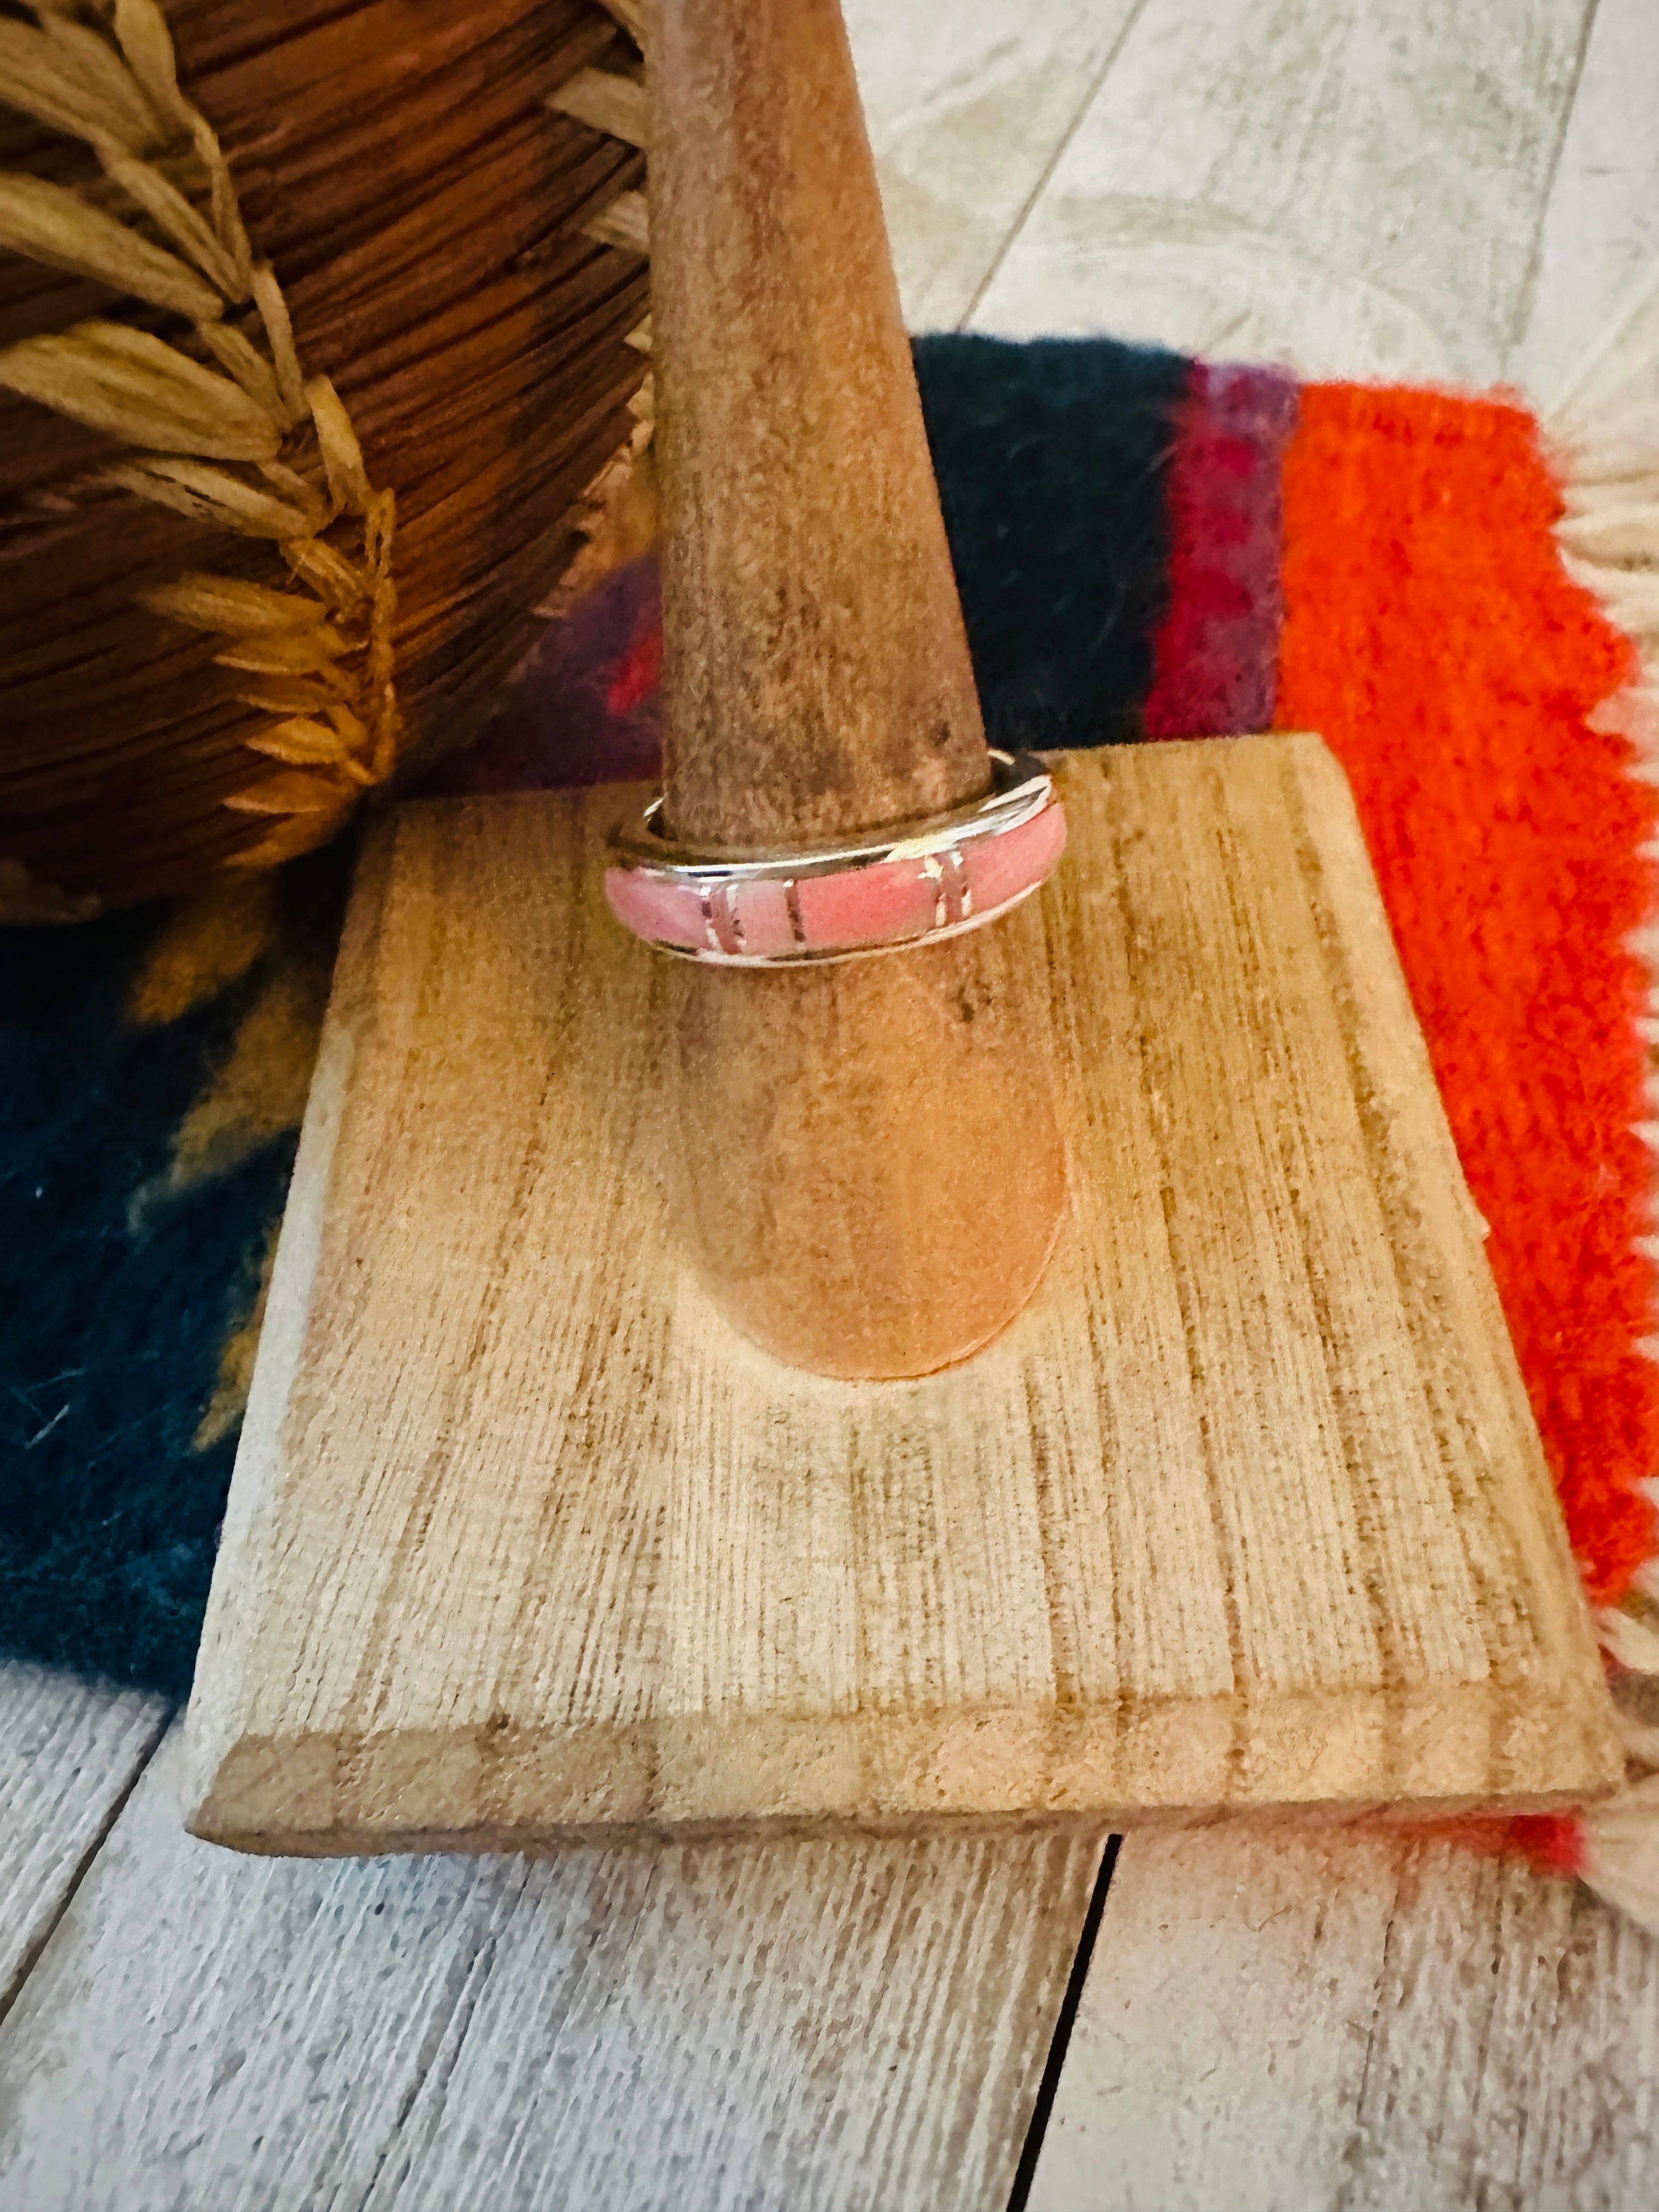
[1030, 1823, 1659, 2212]
[652, 0, 985, 845]
[0, 1724, 1101, 2212]
[648, 0, 1066, 1377]
[662, 927, 1072, 1378]
[1508, 0, 1659, 405]
[970, 0, 1594, 384]
[0, 1663, 168, 2021]
[843, 0, 1148, 331]
[182, 736, 1617, 1852]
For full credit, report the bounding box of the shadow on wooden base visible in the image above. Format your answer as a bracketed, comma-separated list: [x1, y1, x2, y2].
[182, 737, 1621, 1855]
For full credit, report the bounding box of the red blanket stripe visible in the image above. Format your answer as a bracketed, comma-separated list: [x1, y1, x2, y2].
[1276, 383, 1659, 1602]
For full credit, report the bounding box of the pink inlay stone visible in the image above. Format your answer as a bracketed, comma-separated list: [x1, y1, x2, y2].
[604, 865, 705, 951]
[797, 853, 943, 949]
[731, 877, 798, 958]
[965, 802, 1068, 916]
[605, 759, 1066, 964]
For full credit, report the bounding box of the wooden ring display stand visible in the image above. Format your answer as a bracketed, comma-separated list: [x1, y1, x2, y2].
[182, 0, 1620, 1856]
[650, 0, 1066, 1381]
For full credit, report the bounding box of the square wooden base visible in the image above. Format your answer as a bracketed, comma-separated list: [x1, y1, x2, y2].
[183, 737, 1620, 1853]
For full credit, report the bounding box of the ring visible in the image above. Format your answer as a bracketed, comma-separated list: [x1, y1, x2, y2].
[603, 750, 1066, 966]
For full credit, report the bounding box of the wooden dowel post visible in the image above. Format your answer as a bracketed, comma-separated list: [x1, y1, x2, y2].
[648, 0, 1068, 1378]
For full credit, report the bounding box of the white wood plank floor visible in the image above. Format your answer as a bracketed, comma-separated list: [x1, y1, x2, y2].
[4, 3, 1658, 2205]
[0, 1663, 167, 2024]
[965, 0, 1596, 383]
[0, 1727, 1099, 2212]
[1031, 1825, 1659, 2212]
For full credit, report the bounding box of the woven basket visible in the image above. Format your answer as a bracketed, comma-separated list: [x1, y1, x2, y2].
[0, 0, 652, 919]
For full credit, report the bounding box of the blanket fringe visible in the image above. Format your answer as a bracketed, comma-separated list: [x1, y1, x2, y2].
[1545, 282, 1659, 1930]
[1582, 1775, 1659, 1928]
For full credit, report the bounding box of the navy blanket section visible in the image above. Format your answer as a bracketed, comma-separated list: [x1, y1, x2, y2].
[1, 854, 349, 1697]
[913, 333, 1187, 749]
[3, 913, 288, 1696]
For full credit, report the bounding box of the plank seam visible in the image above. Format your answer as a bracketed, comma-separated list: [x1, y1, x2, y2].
[1331, 1843, 1414, 2212]
[354, 1888, 518, 2205]
[957, 0, 1154, 331]
[0, 1702, 174, 2033]
[1007, 1832, 1122, 2212]
[1506, 0, 1606, 370]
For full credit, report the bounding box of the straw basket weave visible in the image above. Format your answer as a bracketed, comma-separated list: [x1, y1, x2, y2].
[0, 0, 653, 919]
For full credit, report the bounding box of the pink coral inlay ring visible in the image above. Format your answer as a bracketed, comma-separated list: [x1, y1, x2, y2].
[604, 751, 1066, 967]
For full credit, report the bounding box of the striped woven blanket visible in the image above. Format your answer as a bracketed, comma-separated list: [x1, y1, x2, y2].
[7, 325, 1659, 1919]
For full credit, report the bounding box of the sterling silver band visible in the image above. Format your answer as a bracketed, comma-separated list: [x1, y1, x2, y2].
[603, 750, 1066, 967]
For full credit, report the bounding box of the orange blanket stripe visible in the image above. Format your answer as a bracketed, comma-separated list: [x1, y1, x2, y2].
[1276, 384, 1659, 1604]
